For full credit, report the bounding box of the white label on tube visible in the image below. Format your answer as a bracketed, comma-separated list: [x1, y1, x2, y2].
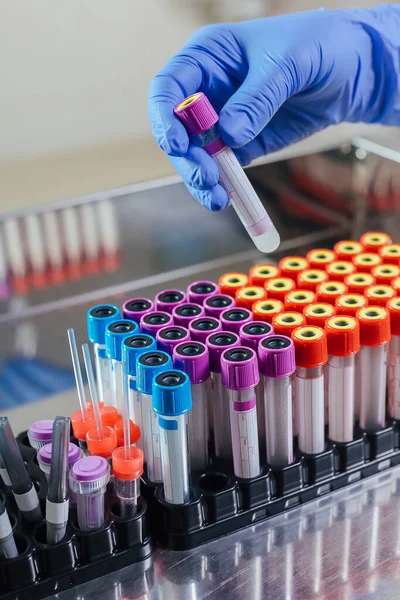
[359, 345, 387, 431]
[141, 393, 162, 482]
[389, 337, 400, 420]
[14, 485, 40, 513]
[159, 414, 190, 504]
[212, 372, 232, 460]
[46, 499, 69, 524]
[188, 382, 208, 471]
[296, 371, 325, 455]
[0, 468, 11, 487]
[0, 510, 12, 539]
[328, 355, 355, 443]
[229, 391, 260, 479]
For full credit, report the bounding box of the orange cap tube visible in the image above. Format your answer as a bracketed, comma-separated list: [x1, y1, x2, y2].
[218, 272, 248, 298]
[333, 240, 363, 261]
[265, 277, 296, 302]
[325, 315, 360, 356]
[356, 306, 391, 346]
[235, 285, 267, 311]
[252, 299, 285, 324]
[392, 277, 400, 295]
[284, 289, 316, 312]
[292, 326, 328, 368]
[360, 231, 392, 253]
[387, 297, 400, 337]
[326, 261, 356, 282]
[112, 446, 144, 481]
[248, 264, 280, 287]
[305, 248, 336, 269]
[114, 417, 141, 447]
[344, 272, 376, 294]
[278, 256, 309, 281]
[272, 311, 306, 337]
[86, 425, 118, 460]
[303, 302, 336, 327]
[365, 284, 396, 308]
[379, 244, 400, 264]
[335, 293, 368, 317]
[372, 263, 400, 285]
[297, 269, 328, 292]
[316, 281, 348, 305]
[71, 410, 95, 442]
[352, 252, 382, 273]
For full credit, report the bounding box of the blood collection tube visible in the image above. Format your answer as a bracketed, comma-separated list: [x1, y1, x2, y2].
[304, 302, 336, 327]
[155, 289, 186, 314]
[153, 370, 192, 504]
[221, 307, 252, 335]
[0, 417, 42, 522]
[122, 297, 154, 324]
[326, 260, 356, 282]
[292, 326, 328, 455]
[279, 256, 309, 281]
[0, 503, 18, 559]
[265, 277, 296, 303]
[204, 293, 235, 318]
[69, 456, 110, 530]
[284, 290, 316, 313]
[174, 93, 280, 253]
[112, 446, 144, 517]
[46, 417, 70, 544]
[235, 285, 267, 311]
[360, 231, 392, 253]
[189, 316, 222, 343]
[114, 417, 141, 447]
[372, 263, 400, 285]
[357, 306, 391, 431]
[306, 248, 336, 269]
[173, 303, 204, 327]
[252, 299, 284, 324]
[365, 284, 396, 307]
[273, 312, 306, 337]
[392, 276, 400, 295]
[333, 240, 363, 261]
[297, 268, 328, 292]
[187, 280, 218, 305]
[388, 297, 400, 420]
[325, 316, 360, 443]
[87, 304, 121, 406]
[218, 272, 248, 298]
[38, 442, 82, 482]
[28, 419, 53, 452]
[335, 293, 368, 317]
[379, 243, 400, 264]
[221, 347, 260, 478]
[106, 319, 138, 412]
[316, 281, 348, 305]
[140, 311, 173, 336]
[248, 264, 280, 287]
[173, 341, 210, 471]
[259, 335, 296, 466]
[25, 213, 47, 289]
[344, 271, 376, 294]
[156, 325, 190, 355]
[353, 252, 382, 273]
[206, 331, 240, 460]
[136, 350, 172, 482]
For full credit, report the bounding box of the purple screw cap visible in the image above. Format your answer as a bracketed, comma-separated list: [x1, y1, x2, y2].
[156, 325, 190, 355]
[173, 341, 210, 384]
[174, 93, 219, 137]
[28, 420, 54, 443]
[206, 331, 240, 374]
[123, 297, 154, 323]
[240, 321, 274, 354]
[189, 317, 222, 344]
[71, 456, 108, 482]
[258, 335, 296, 378]
[140, 311, 173, 336]
[39, 442, 81, 467]
[155, 289, 186, 314]
[187, 281, 218, 305]
[221, 346, 259, 390]
[220, 308, 253, 335]
[172, 303, 204, 327]
[204, 294, 235, 318]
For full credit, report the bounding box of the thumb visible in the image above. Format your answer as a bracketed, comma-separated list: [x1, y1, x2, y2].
[218, 62, 292, 148]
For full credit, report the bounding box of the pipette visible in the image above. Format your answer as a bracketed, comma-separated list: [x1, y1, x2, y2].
[303, 302, 336, 327]
[122, 297, 154, 323]
[220, 308, 252, 335]
[333, 240, 363, 261]
[221, 347, 260, 478]
[69, 456, 110, 530]
[174, 93, 280, 253]
[173, 341, 210, 471]
[204, 293, 235, 318]
[46, 416, 70, 544]
[153, 369, 192, 504]
[284, 290, 316, 313]
[112, 446, 144, 517]
[114, 417, 141, 448]
[206, 331, 240, 460]
[218, 272, 248, 298]
[0, 503, 18, 559]
[140, 311, 173, 336]
[0, 417, 42, 522]
[352, 252, 382, 273]
[357, 306, 391, 431]
[379, 243, 400, 264]
[38, 442, 82, 482]
[372, 264, 400, 285]
[87, 304, 121, 406]
[360, 231, 392, 253]
[365, 284, 396, 307]
[235, 286, 267, 311]
[388, 297, 400, 420]
[82, 344, 117, 460]
[252, 299, 284, 324]
[173, 303, 204, 327]
[297, 269, 328, 292]
[187, 280, 218, 305]
[305, 248, 336, 269]
[259, 335, 296, 466]
[335, 293, 368, 317]
[325, 316, 360, 443]
[189, 316, 222, 343]
[344, 272, 376, 294]
[105, 319, 138, 411]
[248, 264, 280, 287]
[265, 277, 296, 303]
[292, 326, 328, 455]
[136, 350, 172, 482]
[278, 256, 309, 281]
[156, 325, 190, 355]
[155, 289, 186, 314]
[272, 311, 306, 337]
[316, 281, 348, 305]
[27, 419, 53, 452]
[326, 261, 356, 282]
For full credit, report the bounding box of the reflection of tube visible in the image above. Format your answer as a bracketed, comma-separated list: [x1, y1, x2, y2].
[218, 272, 248, 298]
[204, 293, 235, 318]
[140, 311, 173, 337]
[155, 289, 186, 314]
[388, 298, 400, 420]
[28, 420, 54, 452]
[335, 293, 367, 317]
[292, 326, 328, 455]
[122, 297, 154, 324]
[112, 446, 144, 518]
[221, 347, 260, 478]
[365, 284, 396, 307]
[153, 370, 192, 504]
[352, 252, 382, 273]
[265, 277, 296, 303]
[70, 456, 110, 530]
[187, 280, 217, 305]
[357, 306, 391, 431]
[106, 320, 138, 412]
[0, 503, 18, 559]
[360, 231, 392, 253]
[46, 417, 70, 544]
[252, 299, 284, 324]
[248, 264, 280, 287]
[173, 303, 204, 327]
[316, 281, 348, 305]
[235, 286, 267, 311]
[326, 260, 356, 282]
[156, 326, 190, 355]
[372, 263, 400, 285]
[220, 308, 252, 335]
[306, 248, 336, 269]
[344, 272, 376, 294]
[297, 269, 328, 292]
[175, 93, 280, 253]
[284, 290, 316, 313]
[189, 316, 222, 343]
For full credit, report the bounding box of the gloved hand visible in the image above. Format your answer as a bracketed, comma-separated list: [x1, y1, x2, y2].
[149, 6, 400, 211]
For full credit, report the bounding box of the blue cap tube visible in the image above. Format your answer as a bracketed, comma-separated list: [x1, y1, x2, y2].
[87, 305, 121, 346]
[105, 320, 138, 412]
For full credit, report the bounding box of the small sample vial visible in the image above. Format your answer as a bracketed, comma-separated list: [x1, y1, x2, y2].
[344, 272, 376, 294]
[106, 319, 138, 412]
[379, 243, 400, 264]
[265, 277, 296, 303]
[360, 231, 392, 253]
[387, 297, 400, 420]
[333, 240, 363, 261]
[278, 256, 309, 281]
[372, 264, 400, 285]
[156, 325, 190, 355]
[316, 281, 348, 306]
[364, 284, 396, 308]
[28, 420, 54, 452]
[272, 312, 305, 337]
[352, 252, 382, 273]
[112, 446, 144, 518]
[70, 456, 110, 530]
[140, 311, 173, 337]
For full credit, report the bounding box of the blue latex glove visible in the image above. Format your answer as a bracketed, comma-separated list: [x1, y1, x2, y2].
[149, 6, 400, 211]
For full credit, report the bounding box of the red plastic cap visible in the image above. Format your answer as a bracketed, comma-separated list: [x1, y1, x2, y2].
[278, 256, 309, 280]
[284, 290, 316, 312]
[218, 272, 248, 298]
[114, 417, 141, 446]
[235, 286, 267, 310]
[326, 261, 356, 282]
[265, 277, 296, 302]
[316, 281, 348, 305]
[306, 248, 336, 268]
[364, 284, 396, 308]
[371, 263, 400, 284]
[100, 405, 119, 427]
[297, 269, 328, 292]
[112, 446, 144, 481]
[248, 264, 280, 286]
[303, 302, 336, 326]
[357, 306, 391, 347]
[333, 240, 363, 260]
[352, 252, 382, 273]
[71, 410, 95, 441]
[86, 426, 118, 459]
[272, 311, 306, 336]
[379, 244, 400, 264]
[252, 299, 284, 324]
[335, 293, 368, 317]
[344, 272, 376, 293]
[392, 277, 400, 294]
[325, 315, 360, 357]
[360, 231, 392, 252]
[292, 326, 328, 368]
[387, 297, 400, 336]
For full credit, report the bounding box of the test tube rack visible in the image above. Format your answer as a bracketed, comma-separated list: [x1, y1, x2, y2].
[0, 432, 154, 600]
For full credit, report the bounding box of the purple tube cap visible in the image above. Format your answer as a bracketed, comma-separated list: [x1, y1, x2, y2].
[258, 335, 296, 378]
[221, 346, 259, 390]
[204, 294, 235, 318]
[220, 308, 253, 335]
[173, 341, 210, 384]
[240, 321, 274, 353]
[71, 456, 108, 482]
[39, 442, 81, 466]
[174, 93, 219, 137]
[155, 289, 186, 314]
[28, 420, 54, 442]
[156, 326, 191, 355]
[123, 297, 154, 322]
[187, 280, 218, 305]
[206, 331, 240, 373]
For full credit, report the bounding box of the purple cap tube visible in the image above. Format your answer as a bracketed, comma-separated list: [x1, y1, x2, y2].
[173, 303, 205, 328]
[155, 289, 186, 314]
[220, 308, 253, 335]
[38, 442, 82, 480]
[187, 281, 218, 305]
[123, 298, 154, 323]
[69, 456, 110, 530]
[189, 317, 222, 344]
[240, 321, 274, 354]
[28, 420, 54, 451]
[204, 294, 235, 318]
[156, 325, 190, 356]
[140, 311, 173, 336]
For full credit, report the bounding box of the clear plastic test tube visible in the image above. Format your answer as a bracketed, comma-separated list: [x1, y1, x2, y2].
[105, 319, 138, 412]
[140, 311, 173, 336]
[0, 503, 18, 559]
[156, 325, 190, 355]
[221, 347, 260, 478]
[388, 297, 400, 420]
[325, 316, 360, 443]
[292, 326, 328, 455]
[189, 316, 222, 343]
[46, 417, 70, 544]
[357, 306, 391, 431]
[27, 420, 53, 452]
[174, 93, 280, 253]
[173, 302, 204, 327]
[69, 456, 110, 530]
[173, 341, 210, 471]
[220, 308, 252, 335]
[259, 335, 295, 466]
[187, 280, 218, 305]
[136, 350, 172, 482]
[204, 293, 235, 318]
[153, 370, 192, 504]
[155, 289, 187, 314]
[122, 297, 154, 324]
[112, 446, 144, 518]
[0, 417, 42, 522]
